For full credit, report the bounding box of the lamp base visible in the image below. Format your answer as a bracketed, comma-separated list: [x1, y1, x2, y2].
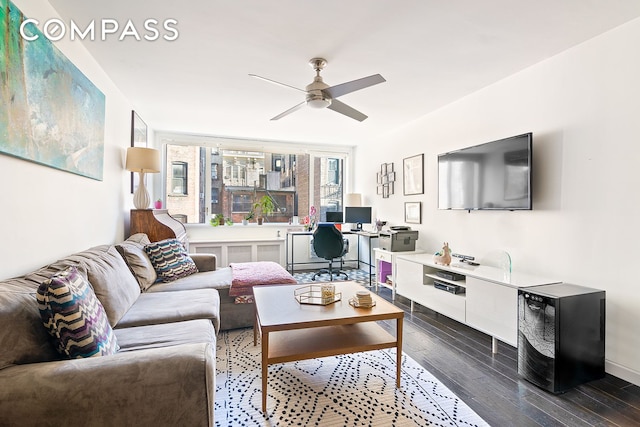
[133, 172, 151, 209]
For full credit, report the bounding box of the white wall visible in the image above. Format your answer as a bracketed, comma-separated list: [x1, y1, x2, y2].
[0, 0, 134, 280]
[356, 18, 640, 385]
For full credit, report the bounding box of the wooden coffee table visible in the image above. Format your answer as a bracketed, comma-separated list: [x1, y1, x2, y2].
[253, 281, 404, 412]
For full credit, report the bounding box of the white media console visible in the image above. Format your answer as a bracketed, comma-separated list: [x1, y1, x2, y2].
[391, 252, 560, 353]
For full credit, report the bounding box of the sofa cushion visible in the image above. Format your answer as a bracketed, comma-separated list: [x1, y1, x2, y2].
[145, 267, 233, 293]
[115, 289, 220, 333]
[145, 239, 198, 282]
[36, 267, 119, 358]
[116, 234, 157, 290]
[0, 276, 62, 369]
[48, 245, 141, 327]
[114, 319, 215, 352]
[143, 268, 254, 331]
[190, 253, 217, 272]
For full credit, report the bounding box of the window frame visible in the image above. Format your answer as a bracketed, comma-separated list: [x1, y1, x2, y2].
[156, 133, 354, 224]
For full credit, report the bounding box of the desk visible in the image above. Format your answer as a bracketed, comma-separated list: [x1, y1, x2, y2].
[352, 231, 378, 286]
[286, 230, 378, 286]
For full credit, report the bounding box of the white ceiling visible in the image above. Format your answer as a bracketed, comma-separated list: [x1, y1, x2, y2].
[48, 0, 640, 146]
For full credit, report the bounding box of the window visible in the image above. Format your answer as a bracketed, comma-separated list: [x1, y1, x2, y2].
[232, 194, 253, 212]
[161, 137, 349, 224]
[171, 162, 188, 195]
[327, 158, 339, 184]
[319, 157, 343, 219]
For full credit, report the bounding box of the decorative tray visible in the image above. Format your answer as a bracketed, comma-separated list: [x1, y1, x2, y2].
[294, 285, 342, 306]
[348, 298, 377, 309]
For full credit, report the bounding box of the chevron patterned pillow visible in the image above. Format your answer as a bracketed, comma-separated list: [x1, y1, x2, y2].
[144, 239, 199, 282]
[37, 266, 119, 358]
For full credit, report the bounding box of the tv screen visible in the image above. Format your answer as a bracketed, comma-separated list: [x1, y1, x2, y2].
[345, 207, 372, 228]
[325, 211, 343, 223]
[438, 133, 532, 210]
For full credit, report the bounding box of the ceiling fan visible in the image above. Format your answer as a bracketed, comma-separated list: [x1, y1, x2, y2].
[250, 58, 386, 122]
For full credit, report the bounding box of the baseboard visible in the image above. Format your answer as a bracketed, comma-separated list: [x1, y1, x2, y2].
[606, 360, 640, 387]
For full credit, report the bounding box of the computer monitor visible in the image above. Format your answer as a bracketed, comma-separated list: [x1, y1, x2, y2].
[344, 206, 372, 231]
[325, 211, 343, 223]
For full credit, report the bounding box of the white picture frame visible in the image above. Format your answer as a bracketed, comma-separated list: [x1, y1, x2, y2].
[403, 154, 424, 195]
[404, 201, 422, 224]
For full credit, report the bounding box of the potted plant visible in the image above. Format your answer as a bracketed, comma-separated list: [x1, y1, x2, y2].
[209, 213, 225, 226]
[253, 195, 275, 225]
[242, 210, 254, 226]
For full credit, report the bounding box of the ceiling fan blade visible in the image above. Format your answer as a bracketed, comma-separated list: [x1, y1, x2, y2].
[323, 74, 386, 99]
[249, 74, 307, 93]
[270, 101, 306, 120]
[327, 99, 368, 122]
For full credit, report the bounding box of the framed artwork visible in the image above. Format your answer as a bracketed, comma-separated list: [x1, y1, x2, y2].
[403, 154, 424, 195]
[404, 202, 422, 224]
[130, 111, 148, 193]
[0, 1, 105, 180]
[377, 162, 396, 198]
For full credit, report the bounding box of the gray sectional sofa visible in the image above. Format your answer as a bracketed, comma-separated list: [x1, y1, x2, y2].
[0, 234, 255, 427]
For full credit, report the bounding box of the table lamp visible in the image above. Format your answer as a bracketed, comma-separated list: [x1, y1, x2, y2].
[126, 147, 160, 209]
[345, 193, 362, 207]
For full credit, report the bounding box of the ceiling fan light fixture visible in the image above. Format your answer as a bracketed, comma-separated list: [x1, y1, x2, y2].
[307, 97, 331, 109]
[252, 57, 385, 120]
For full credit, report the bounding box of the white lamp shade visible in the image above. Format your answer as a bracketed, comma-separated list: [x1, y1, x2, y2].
[345, 193, 362, 207]
[126, 147, 160, 173]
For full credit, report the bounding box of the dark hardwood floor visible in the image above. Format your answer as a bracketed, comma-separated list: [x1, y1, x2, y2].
[371, 286, 640, 427]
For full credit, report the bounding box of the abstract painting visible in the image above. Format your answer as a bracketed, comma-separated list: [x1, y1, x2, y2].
[0, 0, 105, 180]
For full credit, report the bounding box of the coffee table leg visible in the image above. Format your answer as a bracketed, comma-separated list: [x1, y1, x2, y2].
[396, 317, 403, 388]
[254, 310, 258, 346]
[261, 331, 269, 412]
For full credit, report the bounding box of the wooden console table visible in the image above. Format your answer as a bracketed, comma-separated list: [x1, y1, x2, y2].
[395, 253, 560, 352]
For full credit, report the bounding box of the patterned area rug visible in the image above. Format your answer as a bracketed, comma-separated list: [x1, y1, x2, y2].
[215, 328, 489, 426]
[293, 268, 372, 286]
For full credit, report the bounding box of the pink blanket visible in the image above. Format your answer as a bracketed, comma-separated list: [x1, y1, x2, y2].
[229, 262, 297, 297]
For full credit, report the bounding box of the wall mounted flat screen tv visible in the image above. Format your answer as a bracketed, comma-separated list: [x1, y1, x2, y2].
[438, 133, 532, 211]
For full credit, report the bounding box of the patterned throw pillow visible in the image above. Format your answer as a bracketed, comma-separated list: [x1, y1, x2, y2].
[144, 239, 199, 282]
[37, 266, 119, 358]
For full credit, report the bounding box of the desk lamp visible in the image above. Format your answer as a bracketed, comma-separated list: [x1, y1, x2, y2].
[345, 193, 362, 207]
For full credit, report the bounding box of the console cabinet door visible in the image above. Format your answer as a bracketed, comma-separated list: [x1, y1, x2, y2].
[465, 277, 518, 346]
[395, 258, 424, 300]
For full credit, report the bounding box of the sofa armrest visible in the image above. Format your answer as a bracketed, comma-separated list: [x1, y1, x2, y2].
[191, 253, 217, 272]
[0, 343, 214, 427]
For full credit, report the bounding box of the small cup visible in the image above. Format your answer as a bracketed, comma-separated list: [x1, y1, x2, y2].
[321, 284, 335, 303]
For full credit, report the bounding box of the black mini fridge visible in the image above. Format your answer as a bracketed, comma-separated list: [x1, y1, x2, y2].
[518, 283, 605, 393]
